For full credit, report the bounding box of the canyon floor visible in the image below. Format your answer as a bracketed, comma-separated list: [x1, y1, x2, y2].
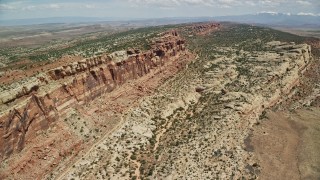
[0, 22, 319, 180]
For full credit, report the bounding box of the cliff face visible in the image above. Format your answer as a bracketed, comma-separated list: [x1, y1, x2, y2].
[0, 30, 187, 160]
[49, 38, 315, 180]
[190, 23, 221, 35]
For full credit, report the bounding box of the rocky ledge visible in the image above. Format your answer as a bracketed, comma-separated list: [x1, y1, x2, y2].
[190, 23, 221, 35]
[0, 30, 189, 161]
[54, 40, 314, 179]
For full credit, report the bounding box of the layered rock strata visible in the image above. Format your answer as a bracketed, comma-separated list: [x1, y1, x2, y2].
[0, 30, 187, 161]
[191, 23, 221, 35]
[52, 41, 314, 179]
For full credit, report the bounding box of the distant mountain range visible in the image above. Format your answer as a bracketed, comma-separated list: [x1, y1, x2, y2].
[0, 13, 319, 28]
[214, 13, 320, 28]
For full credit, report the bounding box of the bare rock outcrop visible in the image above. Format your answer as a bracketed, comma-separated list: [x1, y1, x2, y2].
[54, 40, 314, 180]
[190, 23, 221, 35]
[0, 30, 189, 160]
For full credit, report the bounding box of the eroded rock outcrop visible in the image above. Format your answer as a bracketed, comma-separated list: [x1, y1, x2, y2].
[190, 23, 221, 35]
[0, 30, 188, 160]
[56, 40, 314, 179]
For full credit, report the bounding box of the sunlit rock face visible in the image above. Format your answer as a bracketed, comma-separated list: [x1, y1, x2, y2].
[0, 30, 187, 160]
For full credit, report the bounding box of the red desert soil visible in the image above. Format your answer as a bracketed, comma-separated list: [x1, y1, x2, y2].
[250, 108, 320, 180]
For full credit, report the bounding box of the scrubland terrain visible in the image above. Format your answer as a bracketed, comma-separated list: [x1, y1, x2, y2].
[0, 22, 319, 180]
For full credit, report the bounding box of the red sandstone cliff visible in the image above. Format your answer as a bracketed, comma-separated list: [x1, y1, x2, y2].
[0, 30, 188, 160]
[190, 23, 221, 35]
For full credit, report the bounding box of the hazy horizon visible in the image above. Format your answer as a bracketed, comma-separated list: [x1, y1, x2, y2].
[0, 0, 319, 21]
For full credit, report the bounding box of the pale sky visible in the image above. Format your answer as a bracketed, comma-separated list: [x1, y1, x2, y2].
[0, 0, 319, 20]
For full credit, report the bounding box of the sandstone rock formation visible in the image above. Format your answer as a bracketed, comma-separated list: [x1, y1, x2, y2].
[0, 23, 316, 179]
[190, 23, 221, 35]
[0, 30, 187, 161]
[53, 40, 314, 179]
